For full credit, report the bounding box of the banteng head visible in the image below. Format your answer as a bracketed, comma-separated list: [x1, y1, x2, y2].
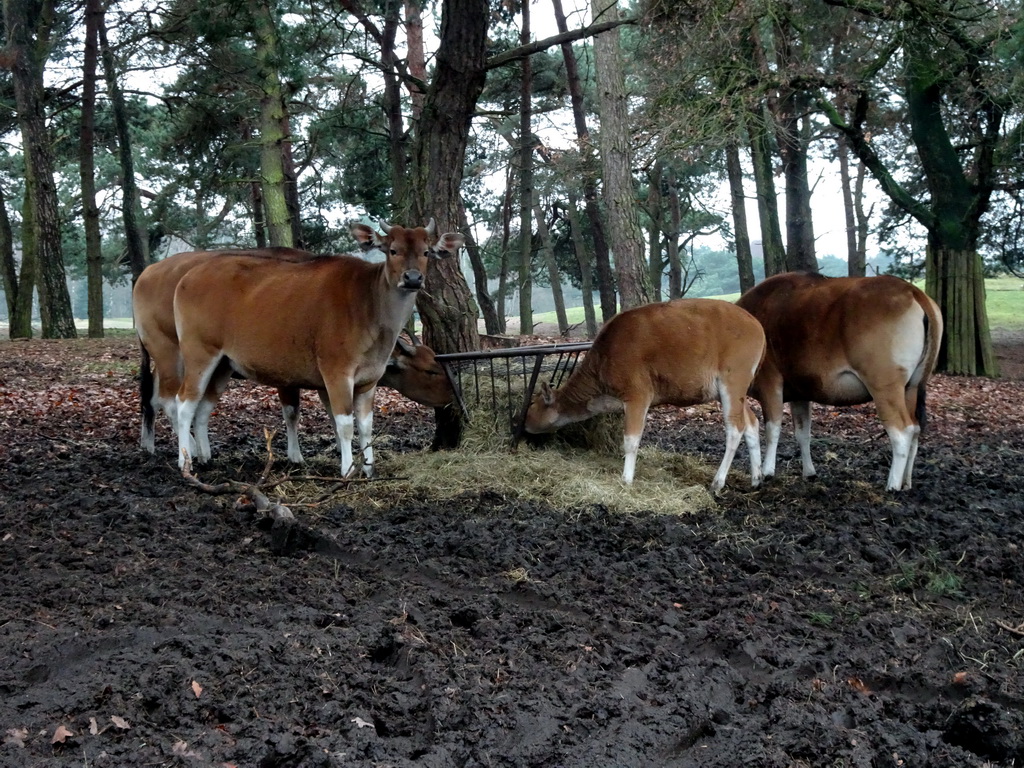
[524, 381, 562, 434]
[381, 336, 455, 408]
[351, 219, 464, 292]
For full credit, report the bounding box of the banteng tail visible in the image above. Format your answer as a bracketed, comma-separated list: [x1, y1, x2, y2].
[139, 343, 156, 451]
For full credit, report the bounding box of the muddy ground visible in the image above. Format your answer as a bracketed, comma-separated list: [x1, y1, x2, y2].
[1, 332, 1023, 768]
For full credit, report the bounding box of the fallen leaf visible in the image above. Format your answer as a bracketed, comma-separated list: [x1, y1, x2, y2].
[51, 724, 74, 744]
[89, 717, 100, 735]
[192, 680, 203, 698]
[952, 671, 970, 685]
[110, 715, 130, 730]
[4, 728, 28, 748]
[351, 716, 374, 729]
[847, 677, 873, 695]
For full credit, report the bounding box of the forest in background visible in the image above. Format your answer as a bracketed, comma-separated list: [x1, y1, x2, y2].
[2, 0, 1022, 375]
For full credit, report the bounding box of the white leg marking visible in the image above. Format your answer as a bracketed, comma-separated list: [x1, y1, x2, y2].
[176, 397, 200, 469]
[792, 401, 816, 478]
[282, 404, 304, 464]
[621, 433, 641, 485]
[193, 399, 216, 462]
[743, 415, 762, 488]
[334, 413, 356, 477]
[903, 425, 922, 489]
[763, 419, 781, 478]
[885, 425, 915, 491]
[712, 424, 743, 494]
[356, 406, 375, 478]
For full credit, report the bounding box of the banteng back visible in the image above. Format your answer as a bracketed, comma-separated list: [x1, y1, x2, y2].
[737, 271, 942, 491]
[171, 221, 463, 476]
[524, 299, 766, 493]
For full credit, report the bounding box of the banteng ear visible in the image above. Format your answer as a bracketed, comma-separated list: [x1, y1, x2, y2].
[431, 232, 465, 259]
[351, 222, 384, 250]
[540, 380, 556, 406]
[386, 355, 405, 372]
[395, 336, 417, 357]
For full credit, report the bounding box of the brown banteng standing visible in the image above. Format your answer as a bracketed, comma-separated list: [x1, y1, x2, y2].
[524, 299, 766, 493]
[736, 272, 942, 491]
[171, 221, 463, 476]
[132, 239, 453, 463]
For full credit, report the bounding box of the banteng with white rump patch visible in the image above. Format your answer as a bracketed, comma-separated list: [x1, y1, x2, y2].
[133, 240, 454, 464]
[736, 271, 943, 491]
[171, 220, 463, 476]
[523, 298, 766, 493]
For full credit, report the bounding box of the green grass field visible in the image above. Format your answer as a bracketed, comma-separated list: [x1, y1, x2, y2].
[532, 276, 1024, 333]
[38, 276, 1023, 335]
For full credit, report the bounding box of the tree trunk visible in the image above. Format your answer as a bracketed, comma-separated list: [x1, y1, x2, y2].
[496, 170, 514, 333]
[517, 0, 534, 334]
[666, 175, 682, 299]
[837, 136, 863, 276]
[853, 160, 869, 273]
[0, 182, 17, 323]
[5, 0, 76, 338]
[409, 0, 487, 355]
[253, 0, 293, 248]
[927, 247, 996, 376]
[381, 5, 410, 216]
[459, 200, 500, 335]
[10, 187, 37, 338]
[777, 97, 817, 272]
[404, 0, 427, 120]
[565, 193, 597, 336]
[552, 0, 615, 320]
[251, 179, 267, 248]
[98, 8, 147, 281]
[81, 0, 104, 337]
[647, 160, 663, 301]
[749, 109, 786, 277]
[535, 200, 568, 335]
[726, 142, 755, 294]
[591, 0, 649, 310]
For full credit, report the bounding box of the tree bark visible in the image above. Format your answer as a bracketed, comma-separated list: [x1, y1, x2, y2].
[726, 142, 755, 294]
[409, 0, 487, 355]
[564, 193, 597, 336]
[552, 0, 615, 320]
[749, 108, 786, 277]
[0, 182, 17, 323]
[647, 160, 663, 301]
[591, 0, 649, 310]
[517, 0, 534, 334]
[9, 187, 37, 338]
[459, 200, 500, 335]
[98, 7, 147, 281]
[253, 0, 293, 248]
[5, 0, 76, 338]
[535, 200, 568, 335]
[666, 175, 682, 299]
[82, 0, 104, 337]
[776, 94, 817, 272]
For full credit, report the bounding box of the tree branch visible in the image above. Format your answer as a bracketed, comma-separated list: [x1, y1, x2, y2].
[485, 17, 636, 71]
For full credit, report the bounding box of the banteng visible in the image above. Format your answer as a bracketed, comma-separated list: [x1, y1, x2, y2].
[736, 272, 942, 491]
[170, 221, 463, 475]
[524, 299, 766, 493]
[133, 240, 453, 463]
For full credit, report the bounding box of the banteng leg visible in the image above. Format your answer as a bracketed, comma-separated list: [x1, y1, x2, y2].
[354, 387, 376, 478]
[176, 352, 225, 469]
[755, 372, 785, 481]
[791, 401, 816, 478]
[712, 385, 761, 493]
[316, 389, 343, 457]
[621, 399, 651, 485]
[871, 387, 918, 491]
[324, 376, 358, 477]
[278, 387, 305, 464]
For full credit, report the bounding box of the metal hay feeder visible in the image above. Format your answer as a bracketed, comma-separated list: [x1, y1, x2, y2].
[435, 342, 592, 445]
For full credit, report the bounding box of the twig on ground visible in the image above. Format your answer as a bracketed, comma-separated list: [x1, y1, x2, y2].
[181, 452, 295, 522]
[995, 620, 1024, 637]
